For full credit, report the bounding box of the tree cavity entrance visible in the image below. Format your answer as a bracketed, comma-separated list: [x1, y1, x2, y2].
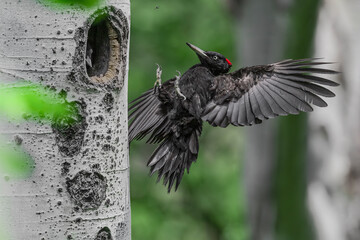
[86, 16, 120, 84]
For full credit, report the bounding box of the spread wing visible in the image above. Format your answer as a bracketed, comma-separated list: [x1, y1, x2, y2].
[202, 58, 339, 127]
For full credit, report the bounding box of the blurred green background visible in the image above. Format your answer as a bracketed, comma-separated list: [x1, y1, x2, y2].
[0, 0, 349, 239]
[128, 0, 322, 239]
[129, 0, 248, 240]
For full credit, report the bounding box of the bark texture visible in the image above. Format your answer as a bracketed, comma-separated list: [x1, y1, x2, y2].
[308, 1, 360, 240]
[0, 0, 131, 239]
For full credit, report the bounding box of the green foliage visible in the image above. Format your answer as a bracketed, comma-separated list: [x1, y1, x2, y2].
[0, 83, 80, 178]
[130, 0, 247, 239]
[0, 142, 34, 178]
[0, 83, 79, 127]
[37, 0, 104, 9]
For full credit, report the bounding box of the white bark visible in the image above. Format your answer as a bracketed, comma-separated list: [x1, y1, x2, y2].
[0, 0, 131, 239]
[308, 1, 360, 240]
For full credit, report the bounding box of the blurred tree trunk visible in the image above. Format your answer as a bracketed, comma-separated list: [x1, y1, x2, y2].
[228, 0, 319, 239]
[308, 1, 360, 240]
[0, 1, 131, 239]
[229, 1, 290, 239]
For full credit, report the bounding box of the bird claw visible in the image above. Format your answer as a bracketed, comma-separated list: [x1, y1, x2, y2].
[154, 63, 162, 89]
[175, 70, 181, 79]
[175, 71, 186, 101]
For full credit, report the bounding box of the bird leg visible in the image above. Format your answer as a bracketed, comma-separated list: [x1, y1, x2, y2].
[154, 63, 162, 89]
[174, 71, 186, 101]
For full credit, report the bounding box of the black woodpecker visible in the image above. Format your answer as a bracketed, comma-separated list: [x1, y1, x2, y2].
[129, 43, 339, 192]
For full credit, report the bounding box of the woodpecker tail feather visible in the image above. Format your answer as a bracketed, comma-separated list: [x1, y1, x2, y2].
[147, 128, 201, 192]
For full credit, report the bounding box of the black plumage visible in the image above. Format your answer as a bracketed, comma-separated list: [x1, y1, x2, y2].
[129, 43, 339, 192]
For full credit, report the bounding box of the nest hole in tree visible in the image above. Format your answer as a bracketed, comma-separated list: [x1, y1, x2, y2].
[86, 15, 120, 83]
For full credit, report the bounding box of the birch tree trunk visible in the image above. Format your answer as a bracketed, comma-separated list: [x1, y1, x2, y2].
[308, 1, 360, 240]
[0, 0, 131, 239]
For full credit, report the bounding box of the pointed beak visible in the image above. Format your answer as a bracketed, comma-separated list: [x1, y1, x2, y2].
[186, 42, 208, 59]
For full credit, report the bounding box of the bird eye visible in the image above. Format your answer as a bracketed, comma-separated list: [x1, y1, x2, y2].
[213, 56, 218, 60]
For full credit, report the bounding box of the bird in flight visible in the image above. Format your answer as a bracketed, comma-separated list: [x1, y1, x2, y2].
[129, 43, 338, 192]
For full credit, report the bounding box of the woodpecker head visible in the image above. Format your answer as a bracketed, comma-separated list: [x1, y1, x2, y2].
[186, 42, 232, 75]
